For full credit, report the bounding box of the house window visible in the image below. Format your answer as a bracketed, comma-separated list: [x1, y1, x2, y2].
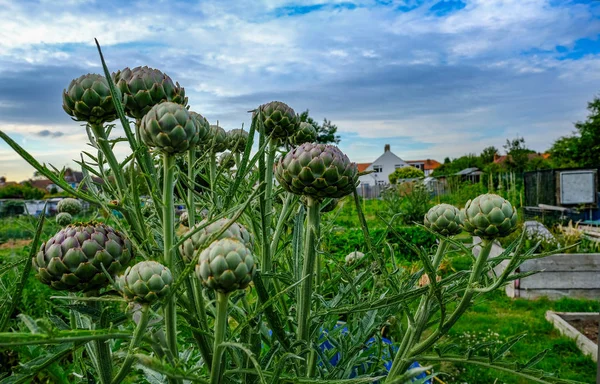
[373, 165, 382, 173]
[377, 180, 385, 186]
[394, 164, 404, 169]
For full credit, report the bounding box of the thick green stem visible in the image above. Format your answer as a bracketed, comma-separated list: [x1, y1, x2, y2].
[111, 305, 150, 384]
[297, 196, 320, 375]
[187, 150, 196, 228]
[262, 140, 277, 279]
[270, 192, 294, 257]
[210, 152, 217, 206]
[210, 291, 230, 384]
[162, 154, 178, 358]
[388, 239, 493, 377]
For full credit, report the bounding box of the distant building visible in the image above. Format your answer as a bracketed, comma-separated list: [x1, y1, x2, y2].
[356, 144, 441, 187]
[405, 159, 442, 176]
[358, 144, 411, 187]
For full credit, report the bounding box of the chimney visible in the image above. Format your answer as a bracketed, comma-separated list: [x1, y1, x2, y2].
[384, 144, 390, 153]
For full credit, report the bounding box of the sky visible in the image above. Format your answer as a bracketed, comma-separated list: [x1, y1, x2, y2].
[0, 0, 599, 181]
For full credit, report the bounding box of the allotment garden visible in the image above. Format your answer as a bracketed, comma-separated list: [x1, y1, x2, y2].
[0, 43, 597, 384]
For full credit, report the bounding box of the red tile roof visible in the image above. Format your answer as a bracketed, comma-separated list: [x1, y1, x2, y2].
[406, 159, 441, 171]
[357, 163, 371, 172]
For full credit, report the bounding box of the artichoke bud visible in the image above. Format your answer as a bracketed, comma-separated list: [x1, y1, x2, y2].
[33, 222, 133, 291]
[196, 238, 256, 293]
[140, 102, 199, 154]
[189, 111, 210, 146]
[55, 212, 73, 226]
[227, 128, 249, 153]
[57, 198, 82, 215]
[258, 101, 299, 140]
[62, 74, 118, 125]
[113, 66, 187, 119]
[345, 251, 365, 265]
[460, 193, 518, 239]
[180, 218, 253, 263]
[289, 122, 317, 146]
[118, 261, 173, 304]
[207, 125, 229, 152]
[274, 143, 359, 200]
[424, 204, 462, 236]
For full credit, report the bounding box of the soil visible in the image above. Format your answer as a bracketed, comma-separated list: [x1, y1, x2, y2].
[566, 318, 599, 344]
[0, 239, 32, 249]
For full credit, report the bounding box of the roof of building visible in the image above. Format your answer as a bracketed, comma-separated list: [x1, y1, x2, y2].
[357, 163, 371, 172]
[455, 167, 481, 176]
[406, 159, 442, 171]
[23, 179, 54, 190]
[494, 153, 550, 164]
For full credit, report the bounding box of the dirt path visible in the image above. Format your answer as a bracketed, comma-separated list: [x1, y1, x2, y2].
[0, 239, 32, 249]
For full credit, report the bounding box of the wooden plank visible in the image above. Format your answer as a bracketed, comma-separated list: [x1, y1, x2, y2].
[545, 311, 597, 362]
[517, 289, 600, 300]
[519, 254, 600, 272]
[519, 271, 600, 289]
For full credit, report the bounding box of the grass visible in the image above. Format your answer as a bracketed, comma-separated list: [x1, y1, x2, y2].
[0, 207, 598, 382]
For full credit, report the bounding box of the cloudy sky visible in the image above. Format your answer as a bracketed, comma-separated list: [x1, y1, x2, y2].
[0, 0, 599, 181]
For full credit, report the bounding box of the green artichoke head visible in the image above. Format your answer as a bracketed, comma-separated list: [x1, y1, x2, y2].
[275, 143, 359, 200]
[460, 194, 518, 239]
[424, 204, 462, 236]
[207, 125, 229, 152]
[33, 222, 133, 291]
[189, 111, 210, 146]
[55, 212, 73, 226]
[258, 101, 299, 140]
[62, 74, 118, 125]
[196, 238, 256, 293]
[140, 102, 199, 154]
[180, 218, 253, 262]
[227, 128, 249, 153]
[289, 122, 317, 146]
[113, 66, 187, 119]
[118, 261, 173, 304]
[57, 198, 82, 215]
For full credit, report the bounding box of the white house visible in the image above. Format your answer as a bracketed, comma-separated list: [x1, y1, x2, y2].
[357, 144, 410, 187]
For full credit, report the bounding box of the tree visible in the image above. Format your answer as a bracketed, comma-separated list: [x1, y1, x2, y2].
[299, 110, 341, 144]
[503, 136, 534, 172]
[549, 96, 600, 169]
[389, 166, 425, 184]
[480, 146, 499, 164]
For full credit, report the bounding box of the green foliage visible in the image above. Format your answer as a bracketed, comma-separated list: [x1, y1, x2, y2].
[382, 181, 431, 225]
[431, 153, 482, 177]
[480, 146, 499, 164]
[0, 184, 45, 199]
[298, 109, 341, 144]
[388, 166, 425, 184]
[549, 96, 600, 169]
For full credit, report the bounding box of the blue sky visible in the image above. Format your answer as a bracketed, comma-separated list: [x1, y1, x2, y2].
[1, 0, 599, 180]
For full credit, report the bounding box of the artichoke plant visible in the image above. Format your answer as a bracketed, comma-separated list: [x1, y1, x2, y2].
[33, 222, 133, 291]
[424, 204, 462, 236]
[190, 111, 211, 146]
[113, 66, 187, 119]
[118, 261, 173, 304]
[227, 128, 249, 153]
[62, 74, 118, 125]
[275, 143, 359, 200]
[139, 102, 199, 154]
[180, 218, 253, 262]
[57, 198, 82, 215]
[55, 212, 73, 226]
[196, 238, 256, 293]
[179, 211, 189, 227]
[258, 101, 299, 140]
[460, 194, 518, 239]
[290, 122, 317, 146]
[207, 125, 229, 152]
